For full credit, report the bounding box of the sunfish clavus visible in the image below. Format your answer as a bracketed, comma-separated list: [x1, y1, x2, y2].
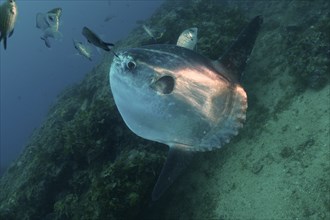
[109, 16, 263, 200]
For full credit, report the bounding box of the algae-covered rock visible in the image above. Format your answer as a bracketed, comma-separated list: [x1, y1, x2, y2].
[0, 0, 329, 220]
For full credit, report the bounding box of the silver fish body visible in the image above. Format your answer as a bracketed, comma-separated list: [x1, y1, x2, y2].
[109, 16, 263, 200]
[110, 44, 247, 151]
[0, 0, 17, 50]
[176, 27, 198, 50]
[73, 40, 92, 61]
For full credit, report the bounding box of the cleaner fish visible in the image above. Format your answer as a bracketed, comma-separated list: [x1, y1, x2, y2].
[109, 16, 263, 200]
[0, 0, 18, 50]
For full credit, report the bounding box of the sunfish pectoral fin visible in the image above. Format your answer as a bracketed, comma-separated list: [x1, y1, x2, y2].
[152, 145, 194, 201]
[216, 15, 263, 82]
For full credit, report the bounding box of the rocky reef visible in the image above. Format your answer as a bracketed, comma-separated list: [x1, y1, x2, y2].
[0, 0, 329, 219]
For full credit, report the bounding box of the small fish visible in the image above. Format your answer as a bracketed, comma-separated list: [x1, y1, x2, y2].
[73, 39, 92, 61]
[0, 0, 18, 50]
[104, 15, 116, 22]
[142, 24, 165, 41]
[82, 26, 114, 52]
[176, 27, 198, 50]
[36, 8, 63, 48]
[109, 16, 263, 200]
[142, 24, 155, 39]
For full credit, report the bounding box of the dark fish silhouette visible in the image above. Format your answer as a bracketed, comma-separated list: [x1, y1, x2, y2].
[82, 26, 114, 52]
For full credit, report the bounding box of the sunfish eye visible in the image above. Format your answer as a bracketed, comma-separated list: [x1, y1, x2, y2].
[126, 61, 136, 71]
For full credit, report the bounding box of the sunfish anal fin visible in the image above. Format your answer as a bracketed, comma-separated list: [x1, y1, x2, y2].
[152, 145, 194, 201]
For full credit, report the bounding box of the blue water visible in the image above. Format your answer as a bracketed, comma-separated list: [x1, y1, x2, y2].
[0, 0, 164, 175]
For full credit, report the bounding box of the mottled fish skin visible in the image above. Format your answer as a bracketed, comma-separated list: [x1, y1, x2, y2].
[109, 16, 263, 201]
[176, 27, 198, 50]
[0, 0, 18, 50]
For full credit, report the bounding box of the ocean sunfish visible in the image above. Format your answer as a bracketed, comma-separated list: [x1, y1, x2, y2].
[109, 16, 263, 200]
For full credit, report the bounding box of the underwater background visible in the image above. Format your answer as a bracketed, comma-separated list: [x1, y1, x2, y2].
[0, 0, 329, 219]
[0, 0, 163, 175]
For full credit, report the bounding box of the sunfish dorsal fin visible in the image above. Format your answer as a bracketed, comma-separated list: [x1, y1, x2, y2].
[152, 145, 194, 201]
[215, 15, 263, 82]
